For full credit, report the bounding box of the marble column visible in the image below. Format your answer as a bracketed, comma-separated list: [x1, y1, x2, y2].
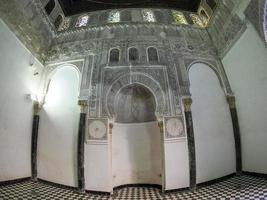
[77, 100, 87, 192]
[183, 98, 196, 190]
[227, 95, 242, 175]
[31, 103, 41, 181]
[157, 120, 165, 192]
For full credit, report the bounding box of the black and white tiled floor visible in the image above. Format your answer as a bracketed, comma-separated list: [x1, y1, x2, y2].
[0, 175, 266, 200]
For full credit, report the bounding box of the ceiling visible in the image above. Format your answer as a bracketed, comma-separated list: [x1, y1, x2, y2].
[58, 0, 201, 16]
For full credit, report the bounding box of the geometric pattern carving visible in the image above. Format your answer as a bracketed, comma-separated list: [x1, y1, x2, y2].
[87, 118, 108, 141]
[104, 71, 166, 118]
[164, 116, 185, 139]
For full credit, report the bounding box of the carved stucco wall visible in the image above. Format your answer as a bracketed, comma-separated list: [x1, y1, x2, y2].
[245, 0, 267, 43]
[42, 22, 233, 121]
[0, 0, 54, 62]
[207, 0, 247, 58]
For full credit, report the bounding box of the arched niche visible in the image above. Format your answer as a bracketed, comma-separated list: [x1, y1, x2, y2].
[114, 84, 157, 123]
[147, 47, 159, 63]
[189, 63, 236, 184]
[105, 72, 165, 119]
[128, 47, 139, 62]
[112, 83, 162, 188]
[186, 60, 227, 93]
[38, 65, 80, 187]
[42, 63, 81, 99]
[109, 48, 120, 63]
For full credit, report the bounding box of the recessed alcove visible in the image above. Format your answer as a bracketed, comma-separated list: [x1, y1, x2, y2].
[1, 1, 267, 199]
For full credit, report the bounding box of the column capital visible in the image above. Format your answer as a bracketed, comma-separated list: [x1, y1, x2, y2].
[78, 100, 88, 113]
[226, 95, 236, 109]
[33, 102, 42, 115]
[157, 121, 164, 133]
[183, 98, 193, 112]
[109, 123, 113, 135]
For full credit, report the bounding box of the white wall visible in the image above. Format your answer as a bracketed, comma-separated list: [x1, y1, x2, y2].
[0, 20, 43, 181]
[37, 66, 80, 186]
[112, 122, 162, 188]
[223, 23, 267, 174]
[85, 143, 111, 192]
[164, 139, 189, 190]
[189, 64, 236, 184]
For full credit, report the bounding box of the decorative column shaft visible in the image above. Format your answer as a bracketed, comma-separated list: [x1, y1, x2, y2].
[77, 100, 87, 192]
[227, 95, 242, 174]
[31, 103, 41, 181]
[183, 98, 196, 190]
[157, 120, 165, 192]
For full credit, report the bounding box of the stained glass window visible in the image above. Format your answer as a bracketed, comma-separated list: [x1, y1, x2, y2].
[109, 48, 120, 63]
[172, 11, 188, 25]
[75, 15, 89, 27]
[108, 11, 120, 23]
[58, 18, 70, 31]
[190, 14, 205, 28]
[142, 10, 156, 22]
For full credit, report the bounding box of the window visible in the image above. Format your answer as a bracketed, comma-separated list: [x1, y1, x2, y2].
[109, 48, 120, 63]
[44, 0, 55, 15]
[172, 11, 188, 25]
[108, 11, 120, 23]
[54, 15, 63, 30]
[147, 47, 159, 63]
[58, 18, 70, 31]
[190, 14, 205, 28]
[142, 10, 156, 22]
[75, 15, 89, 27]
[199, 9, 209, 26]
[129, 48, 139, 62]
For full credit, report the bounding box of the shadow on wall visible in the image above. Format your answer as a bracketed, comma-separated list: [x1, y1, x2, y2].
[37, 66, 80, 187]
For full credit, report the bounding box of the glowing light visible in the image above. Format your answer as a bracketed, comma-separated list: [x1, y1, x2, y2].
[172, 10, 188, 25]
[108, 11, 120, 23]
[142, 10, 156, 22]
[75, 15, 89, 27]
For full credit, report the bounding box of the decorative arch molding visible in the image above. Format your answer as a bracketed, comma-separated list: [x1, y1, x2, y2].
[41, 60, 86, 102]
[105, 72, 166, 118]
[187, 60, 223, 87]
[183, 58, 232, 95]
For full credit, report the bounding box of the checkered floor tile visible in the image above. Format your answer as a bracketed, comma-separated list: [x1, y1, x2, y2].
[0, 175, 266, 200]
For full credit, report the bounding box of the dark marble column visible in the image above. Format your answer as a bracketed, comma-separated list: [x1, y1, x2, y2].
[31, 103, 41, 181]
[157, 120, 165, 192]
[183, 98, 196, 190]
[227, 95, 242, 175]
[77, 100, 87, 192]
